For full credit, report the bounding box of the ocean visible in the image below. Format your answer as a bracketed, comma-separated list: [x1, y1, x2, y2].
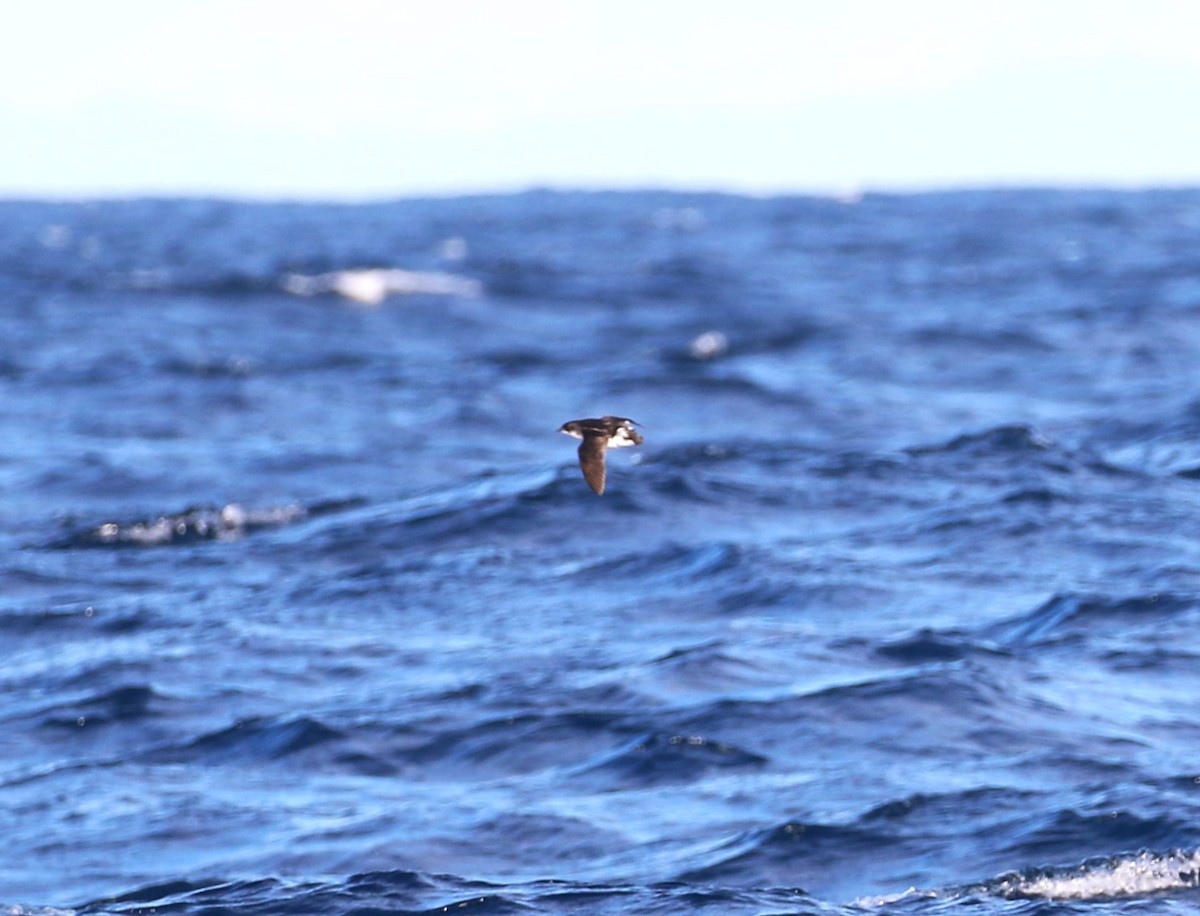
[4, 188, 1200, 914]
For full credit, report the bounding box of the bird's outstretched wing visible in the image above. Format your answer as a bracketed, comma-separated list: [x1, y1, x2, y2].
[578, 435, 608, 495]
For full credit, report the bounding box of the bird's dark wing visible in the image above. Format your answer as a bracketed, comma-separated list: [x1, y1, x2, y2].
[578, 435, 608, 495]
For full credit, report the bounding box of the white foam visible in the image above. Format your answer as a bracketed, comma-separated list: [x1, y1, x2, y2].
[688, 330, 728, 360]
[652, 206, 705, 231]
[38, 224, 72, 250]
[281, 268, 482, 305]
[438, 235, 469, 262]
[830, 185, 865, 205]
[855, 887, 934, 907]
[858, 851, 1200, 907]
[1001, 850, 1200, 900]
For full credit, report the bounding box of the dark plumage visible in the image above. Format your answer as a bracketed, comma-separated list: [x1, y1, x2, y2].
[558, 416, 643, 495]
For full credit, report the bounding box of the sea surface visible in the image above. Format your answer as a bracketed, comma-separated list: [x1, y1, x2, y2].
[4, 189, 1200, 915]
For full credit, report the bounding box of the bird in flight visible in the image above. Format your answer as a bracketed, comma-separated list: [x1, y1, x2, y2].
[558, 416, 643, 495]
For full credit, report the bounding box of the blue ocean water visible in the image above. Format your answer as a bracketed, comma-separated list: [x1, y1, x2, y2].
[4, 189, 1200, 915]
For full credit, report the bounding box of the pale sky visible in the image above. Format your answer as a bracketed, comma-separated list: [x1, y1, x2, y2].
[3, 0, 1199, 198]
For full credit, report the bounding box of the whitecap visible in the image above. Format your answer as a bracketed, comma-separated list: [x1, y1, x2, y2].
[1002, 849, 1200, 900]
[281, 268, 482, 305]
[688, 330, 729, 360]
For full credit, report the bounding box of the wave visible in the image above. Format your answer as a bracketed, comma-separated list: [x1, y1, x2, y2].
[386, 709, 641, 780]
[1006, 807, 1197, 860]
[869, 591, 1200, 661]
[903, 425, 1136, 494]
[905, 323, 1057, 353]
[17, 259, 483, 304]
[873, 628, 1006, 664]
[52, 425, 1116, 562]
[132, 710, 379, 777]
[975, 849, 1200, 902]
[913, 423, 1054, 454]
[676, 818, 897, 888]
[562, 541, 800, 615]
[292, 467, 573, 557]
[281, 268, 482, 305]
[37, 684, 163, 729]
[288, 458, 832, 565]
[76, 872, 446, 916]
[639, 641, 782, 696]
[1092, 407, 1200, 478]
[72, 871, 823, 915]
[51, 498, 359, 548]
[644, 429, 1077, 483]
[983, 592, 1199, 649]
[0, 606, 150, 636]
[579, 541, 747, 583]
[657, 322, 826, 366]
[571, 733, 767, 789]
[126, 698, 658, 782]
[860, 786, 1036, 827]
[663, 665, 1008, 752]
[49, 465, 610, 557]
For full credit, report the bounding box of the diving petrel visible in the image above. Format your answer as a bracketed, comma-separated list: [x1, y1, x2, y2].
[558, 416, 643, 495]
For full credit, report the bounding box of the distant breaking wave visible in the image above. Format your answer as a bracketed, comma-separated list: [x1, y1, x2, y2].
[989, 848, 1200, 901]
[281, 268, 483, 304]
[53, 499, 361, 548]
[856, 848, 1200, 906]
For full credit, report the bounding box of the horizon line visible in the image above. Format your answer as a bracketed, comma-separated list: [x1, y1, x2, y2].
[2, 176, 1199, 206]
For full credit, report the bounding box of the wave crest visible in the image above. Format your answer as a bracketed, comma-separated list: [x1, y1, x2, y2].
[992, 848, 1200, 900]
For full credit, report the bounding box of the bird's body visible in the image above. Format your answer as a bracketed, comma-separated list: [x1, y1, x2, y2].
[558, 416, 643, 495]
